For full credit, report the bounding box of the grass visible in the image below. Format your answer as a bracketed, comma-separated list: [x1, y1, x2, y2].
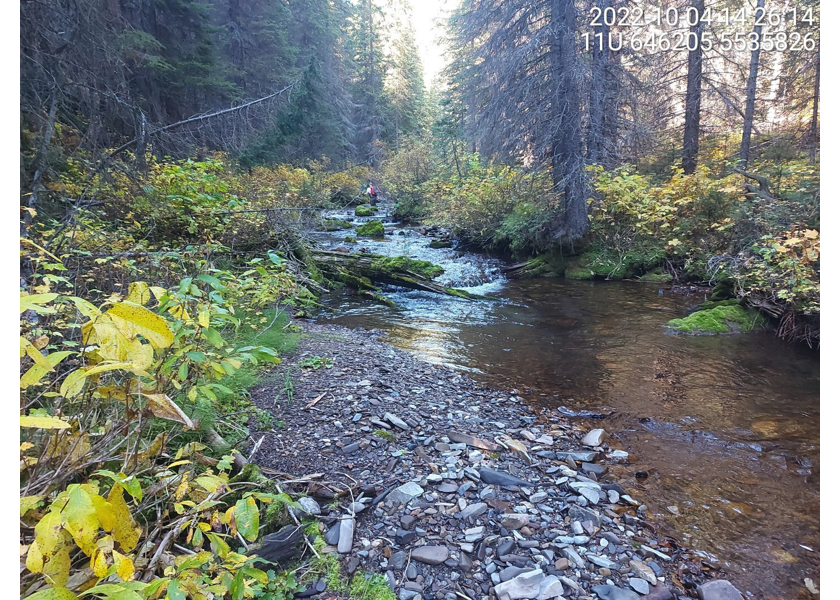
[209, 307, 300, 432]
[305, 535, 396, 600]
[374, 429, 395, 441]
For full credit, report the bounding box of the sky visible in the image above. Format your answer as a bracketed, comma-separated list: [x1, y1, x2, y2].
[406, 0, 459, 88]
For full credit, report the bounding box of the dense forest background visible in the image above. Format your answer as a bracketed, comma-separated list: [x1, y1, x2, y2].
[19, 1, 820, 597]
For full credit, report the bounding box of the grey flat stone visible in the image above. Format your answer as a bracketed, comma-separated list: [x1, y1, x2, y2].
[387, 482, 424, 504]
[538, 575, 564, 600]
[411, 546, 450, 565]
[479, 468, 530, 487]
[384, 412, 410, 430]
[555, 451, 598, 462]
[337, 518, 355, 554]
[297, 497, 321, 516]
[458, 502, 488, 520]
[628, 578, 649, 595]
[698, 580, 744, 600]
[501, 513, 529, 530]
[591, 585, 641, 600]
[493, 569, 546, 600]
[500, 566, 532, 582]
[446, 431, 503, 451]
[629, 560, 657, 584]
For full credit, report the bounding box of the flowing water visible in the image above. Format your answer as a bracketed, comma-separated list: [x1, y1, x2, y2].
[313, 205, 820, 599]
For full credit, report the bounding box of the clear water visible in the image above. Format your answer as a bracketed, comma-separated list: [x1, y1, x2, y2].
[314, 207, 820, 599]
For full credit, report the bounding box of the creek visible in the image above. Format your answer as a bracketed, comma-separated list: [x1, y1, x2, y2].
[310, 204, 820, 599]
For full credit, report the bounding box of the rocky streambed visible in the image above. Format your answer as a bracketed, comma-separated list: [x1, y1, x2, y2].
[248, 323, 746, 600]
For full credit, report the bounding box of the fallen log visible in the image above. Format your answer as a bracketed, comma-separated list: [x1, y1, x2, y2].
[311, 250, 475, 299]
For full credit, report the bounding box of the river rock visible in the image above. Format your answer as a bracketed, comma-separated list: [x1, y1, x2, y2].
[582, 429, 607, 447]
[395, 528, 416, 545]
[587, 554, 619, 569]
[645, 583, 677, 600]
[501, 513, 529, 530]
[698, 580, 745, 600]
[384, 412, 410, 430]
[581, 462, 606, 476]
[538, 576, 563, 599]
[297, 497, 321, 516]
[459, 502, 489, 520]
[325, 521, 341, 545]
[629, 560, 657, 585]
[447, 431, 503, 451]
[337, 518, 355, 554]
[387, 482, 424, 504]
[493, 569, 546, 600]
[500, 566, 532, 582]
[412, 546, 450, 565]
[561, 547, 586, 568]
[555, 451, 598, 462]
[591, 585, 641, 600]
[479, 468, 530, 487]
[628, 578, 649, 595]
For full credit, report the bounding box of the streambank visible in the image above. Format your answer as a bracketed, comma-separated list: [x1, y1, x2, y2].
[246, 321, 745, 600]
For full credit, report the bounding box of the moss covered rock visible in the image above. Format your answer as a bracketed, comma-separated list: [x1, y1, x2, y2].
[355, 204, 378, 217]
[639, 268, 673, 283]
[355, 220, 385, 237]
[321, 219, 353, 231]
[429, 239, 453, 249]
[667, 303, 765, 334]
[370, 255, 444, 279]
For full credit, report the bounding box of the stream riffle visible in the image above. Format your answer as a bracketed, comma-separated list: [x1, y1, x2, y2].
[312, 206, 820, 599]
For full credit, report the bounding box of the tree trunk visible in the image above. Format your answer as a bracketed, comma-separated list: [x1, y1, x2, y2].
[682, 0, 704, 175]
[808, 45, 820, 165]
[549, 0, 588, 241]
[587, 0, 610, 165]
[738, 0, 764, 170]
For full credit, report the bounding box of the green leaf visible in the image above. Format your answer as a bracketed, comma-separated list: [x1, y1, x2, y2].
[21, 293, 59, 314]
[165, 581, 186, 600]
[234, 496, 260, 542]
[202, 327, 225, 348]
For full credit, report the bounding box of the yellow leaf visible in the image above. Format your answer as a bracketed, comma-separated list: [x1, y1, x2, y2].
[20, 415, 71, 429]
[113, 549, 135, 581]
[175, 473, 191, 501]
[105, 302, 174, 349]
[27, 511, 73, 586]
[149, 286, 168, 300]
[60, 485, 99, 556]
[108, 485, 141, 551]
[69, 297, 101, 320]
[21, 442, 35, 452]
[198, 309, 210, 328]
[21, 495, 44, 517]
[83, 318, 130, 362]
[90, 547, 109, 577]
[20, 351, 75, 389]
[22, 587, 78, 600]
[127, 338, 154, 371]
[804, 229, 819, 239]
[125, 281, 151, 305]
[141, 393, 195, 428]
[33, 334, 50, 350]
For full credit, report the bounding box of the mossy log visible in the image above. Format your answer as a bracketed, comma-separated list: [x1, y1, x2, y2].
[312, 250, 474, 299]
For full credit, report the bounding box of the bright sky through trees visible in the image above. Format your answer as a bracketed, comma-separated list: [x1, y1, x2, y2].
[407, 0, 457, 87]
